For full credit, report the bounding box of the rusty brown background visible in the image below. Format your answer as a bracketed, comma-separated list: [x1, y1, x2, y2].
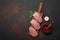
[0, 0, 60, 40]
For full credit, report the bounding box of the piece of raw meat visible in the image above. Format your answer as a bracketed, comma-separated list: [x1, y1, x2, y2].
[29, 27, 38, 37]
[33, 12, 42, 23]
[30, 19, 40, 30]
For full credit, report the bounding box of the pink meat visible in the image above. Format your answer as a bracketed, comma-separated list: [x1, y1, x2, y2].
[29, 27, 38, 37]
[33, 12, 42, 23]
[30, 19, 40, 30]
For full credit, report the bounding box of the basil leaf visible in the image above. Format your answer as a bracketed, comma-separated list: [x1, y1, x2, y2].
[29, 11, 33, 19]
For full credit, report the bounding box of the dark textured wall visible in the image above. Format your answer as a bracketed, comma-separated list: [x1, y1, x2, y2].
[0, 0, 60, 40]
